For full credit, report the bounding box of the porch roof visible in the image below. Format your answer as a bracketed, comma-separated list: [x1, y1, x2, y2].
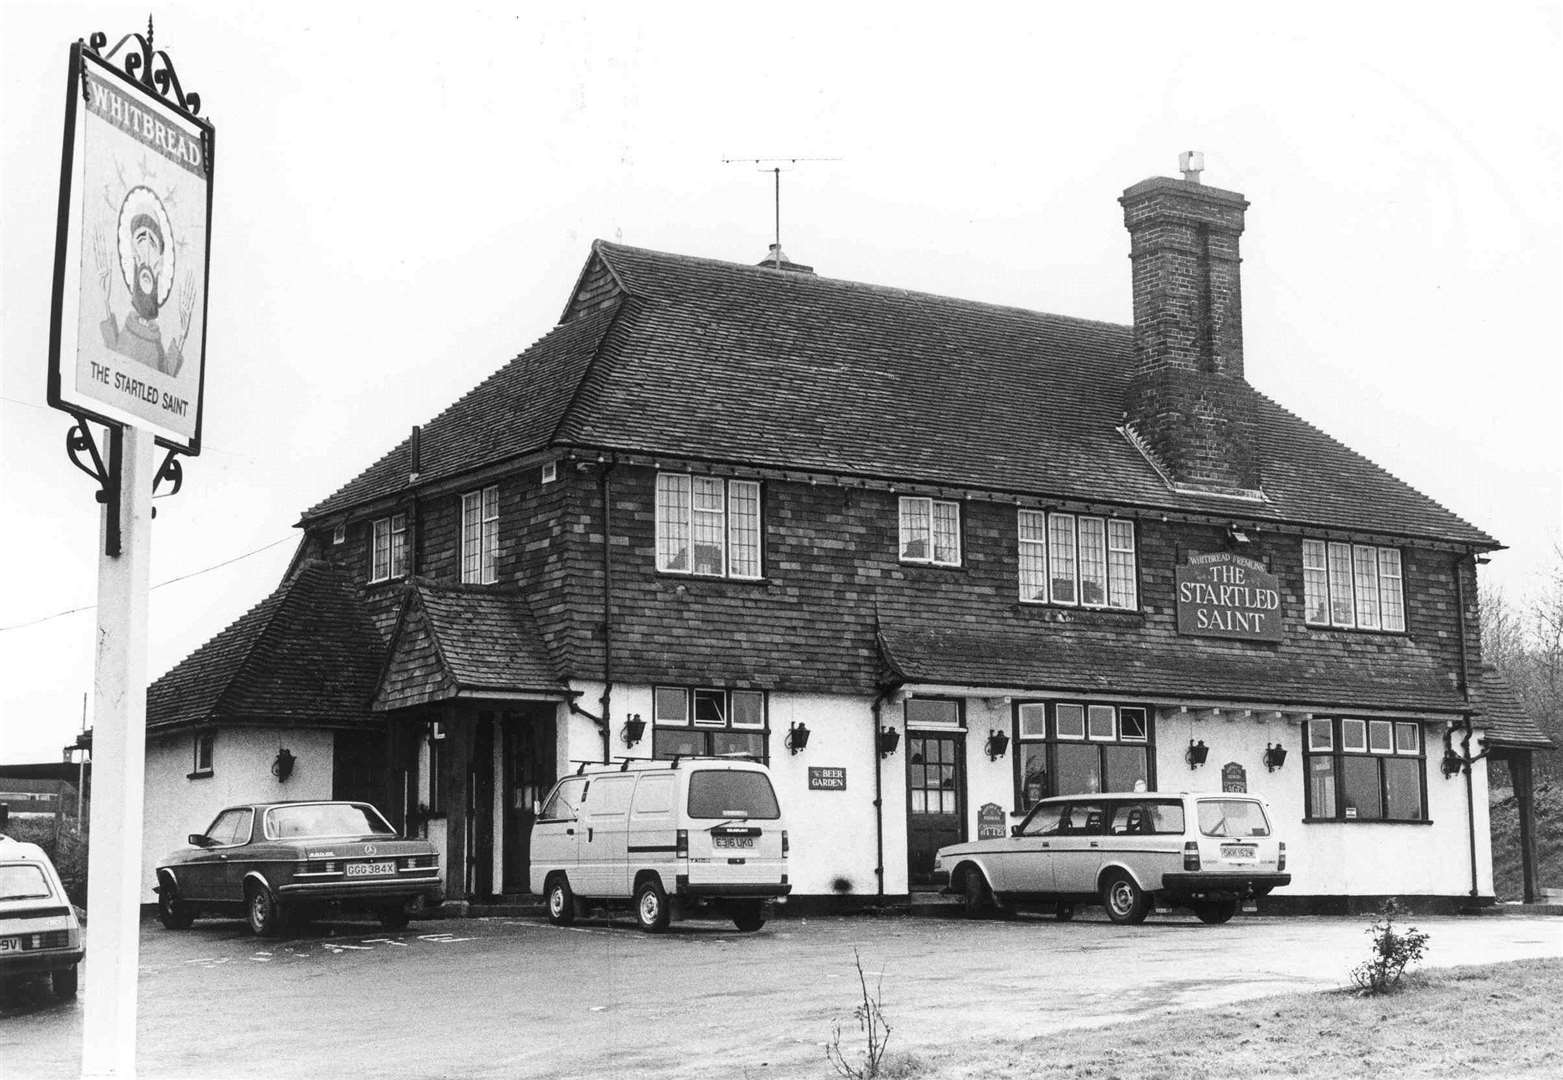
[1474, 668, 1555, 750]
[373, 581, 568, 711]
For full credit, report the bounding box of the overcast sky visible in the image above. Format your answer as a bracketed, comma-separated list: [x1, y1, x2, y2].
[1, 1, 1558, 764]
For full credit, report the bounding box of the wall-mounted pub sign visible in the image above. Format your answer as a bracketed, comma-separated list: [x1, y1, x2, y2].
[1222, 762, 1247, 793]
[48, 37, 214, 453]
[1175, 552, 1283, 642]
[808, 767, 846, 791]
[977, 802, 1006, 840]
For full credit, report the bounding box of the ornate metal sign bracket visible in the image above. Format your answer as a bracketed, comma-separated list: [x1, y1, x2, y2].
[86, 16, 204, 118]
[65, 416, 188, 556]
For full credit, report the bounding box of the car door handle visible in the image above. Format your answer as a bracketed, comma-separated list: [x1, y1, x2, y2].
[1089, 842, 1099, 848]
[565, 828, 575, 836]
[587, 828, 594, 842]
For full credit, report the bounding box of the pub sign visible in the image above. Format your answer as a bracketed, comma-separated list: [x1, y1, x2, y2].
[1175, 552, 1283, 642]
[808, 767, 846, 791]
[48, 39, 214, 453]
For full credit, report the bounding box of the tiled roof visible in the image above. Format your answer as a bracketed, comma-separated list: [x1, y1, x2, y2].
[373, 581, 567, 711]
[300, 308, 620, 521]
[1473, 667, 1555, 750]
[301, 240, 1495, 547]
[876, 620, 1470, 716]
[146, 560, 386, 731]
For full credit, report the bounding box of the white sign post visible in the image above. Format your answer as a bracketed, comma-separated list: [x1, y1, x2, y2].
[46, 26, 213, 1079]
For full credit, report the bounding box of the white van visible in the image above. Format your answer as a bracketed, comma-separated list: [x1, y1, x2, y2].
[529, 758, 790, 932]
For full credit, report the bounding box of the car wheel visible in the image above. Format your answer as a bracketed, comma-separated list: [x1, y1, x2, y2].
[1194, 900, 1238, 925]
[1054, 902, 1076, 922]
[378, 904, 411, 930]
[634, 878, 670, 933]
[157, 885, 195, 930]
[962, 869, 995, 919]
[245, 882, 284, 937]
[51, 964, 79, 1000]
[546, 875, 576, 926]
[731, 901, 766, 933]
[1101, 873, 1150, 925]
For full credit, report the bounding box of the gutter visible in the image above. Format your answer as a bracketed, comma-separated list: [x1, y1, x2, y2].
[870, 681, 902, 901]
[599, 458, 615, 763]
[1451, 552, 1488, 900]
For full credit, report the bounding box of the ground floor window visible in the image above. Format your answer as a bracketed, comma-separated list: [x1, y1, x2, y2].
[651, 686, 768, 762]
[189, 732, 214, 779]
[1304, 717, 1427, 822]
[1013, 701, 1152, 811]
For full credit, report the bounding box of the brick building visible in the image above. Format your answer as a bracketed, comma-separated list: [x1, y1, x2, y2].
[141, 163, 1551, 909]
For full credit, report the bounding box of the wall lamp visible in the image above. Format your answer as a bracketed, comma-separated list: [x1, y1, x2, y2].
[1227, 525, 1251, 545]
[1263, 742, 1288, 772]
[271, 747, 296, 783]
[785, 722, 812, 755]
[878, 727, 901, 758]
[984, 729, 1010, 761]
[1186, 739, 1209, 769]
[1440, 747, 1466, 779]
[621, 713, 646, 748]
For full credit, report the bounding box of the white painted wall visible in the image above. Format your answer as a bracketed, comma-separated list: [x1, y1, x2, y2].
[141, 727, 334, 903]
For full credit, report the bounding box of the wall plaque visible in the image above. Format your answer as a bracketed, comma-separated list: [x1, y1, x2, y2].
[1175, 552, 1283, 642]
[977, 802, 1006, 840]
[1222, 762, 1248, 793]
[808, 766, 846, 791]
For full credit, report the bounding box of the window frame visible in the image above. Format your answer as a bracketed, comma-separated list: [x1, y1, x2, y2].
[650, 686, 770, 762]
[461, 485, 500, 585]
[1017, 509, 1138, 611]
[1303, 716, 1429, 823]
[898, 496, 962, 568]
[369, 512, 408, 584]
[189, 732, 215, 779]
[1012, 701, 1157, 812]
[655, 473, 763, 580]
[1302, 539, 1406, 632]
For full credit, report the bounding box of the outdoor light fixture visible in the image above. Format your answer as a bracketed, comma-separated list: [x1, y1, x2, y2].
[1440, 746, 1465, 779]
[621, 713, 646, 748]
[1186, 739, 1209, 769]
[785, 722, 812, 755]
[984, 729, 1010, 761]
[271, 747, 296, 783]
[1227, 525, 1251, 545]
[1263, 742, 1287, 772]
[878, 727, 901, 758]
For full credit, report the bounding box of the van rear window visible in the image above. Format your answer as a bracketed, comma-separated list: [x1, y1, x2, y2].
[1197, 799, 1272, 837]
[687, 770, 780, 820]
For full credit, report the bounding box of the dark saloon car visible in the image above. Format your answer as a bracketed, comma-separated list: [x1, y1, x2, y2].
[155, 801, 443, 936]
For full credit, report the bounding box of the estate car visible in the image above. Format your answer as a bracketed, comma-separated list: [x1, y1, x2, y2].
[155, 801, 443, 936]
[935, 791, 1289, 924]
[0, 835, 84, 1000]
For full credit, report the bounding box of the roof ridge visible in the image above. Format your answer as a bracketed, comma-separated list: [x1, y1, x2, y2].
[549, 294, 630, 448]
[592, 240, 1134, 335]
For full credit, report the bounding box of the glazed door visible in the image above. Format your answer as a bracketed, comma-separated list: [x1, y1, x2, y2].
[906, 733, 964, 887]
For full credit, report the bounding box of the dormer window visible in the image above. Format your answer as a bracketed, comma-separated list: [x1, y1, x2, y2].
[461, 486, 499, 584]
[1302, 540, 1404, 631]
[370, 513, 408, 583]
[655, 473, 762, 579]
[899, 497, 961, 567]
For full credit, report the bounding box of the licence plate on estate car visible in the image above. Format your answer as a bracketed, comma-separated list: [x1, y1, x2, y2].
[345, 861, 395, 877]
[713, 836, 754, 849]
[1220, 844, 1257, 860]
[0, 936, 19, 952]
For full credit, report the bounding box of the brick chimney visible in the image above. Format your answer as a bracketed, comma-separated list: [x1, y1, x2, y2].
[1120, 153, 1261, 495]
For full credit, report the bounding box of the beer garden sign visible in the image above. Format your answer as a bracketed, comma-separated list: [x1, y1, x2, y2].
[1175, 551, 1283, 642]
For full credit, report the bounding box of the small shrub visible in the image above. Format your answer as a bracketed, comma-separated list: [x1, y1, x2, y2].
[827, 948, 892, 1080]
[1350, 898, 1430, 994]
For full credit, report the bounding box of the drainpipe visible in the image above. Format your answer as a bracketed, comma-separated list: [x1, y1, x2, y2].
[870, 682, 901, 901]
[599, 458, 615, 764]
[1453, 552, 1479, 899]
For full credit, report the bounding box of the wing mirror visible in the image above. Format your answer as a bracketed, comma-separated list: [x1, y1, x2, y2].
[187, 833, 213, 847]
[1010, 824, 1024, 837]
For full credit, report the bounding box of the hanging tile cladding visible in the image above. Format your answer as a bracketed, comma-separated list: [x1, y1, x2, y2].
[576, 465, 1475, 711]
[565, 242, 1494, 546]
[375, 597, 455, 710]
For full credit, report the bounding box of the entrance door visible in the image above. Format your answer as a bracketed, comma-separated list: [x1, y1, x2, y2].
[906, 733, 964, 887]
[502, 715, 556, 894]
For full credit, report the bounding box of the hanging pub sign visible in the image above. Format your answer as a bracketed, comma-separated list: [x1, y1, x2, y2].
[47, 35, 214, 454]
[1175, 551, 1283, 642]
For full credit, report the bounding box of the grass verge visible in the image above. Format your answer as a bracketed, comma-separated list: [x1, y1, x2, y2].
[890, 958, 1563, 1080]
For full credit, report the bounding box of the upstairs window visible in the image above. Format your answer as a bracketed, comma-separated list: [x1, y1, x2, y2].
[655, 474, 762, 579]
[1018, 510, 1137, 610]
[899, 497, 961, 567]
[370, 513, 407, 583]
[461, 486, 499, 584]
[1302, 540, 1404, 631]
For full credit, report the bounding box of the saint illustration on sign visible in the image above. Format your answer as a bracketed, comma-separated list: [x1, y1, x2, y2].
[93, 184, 196, 377]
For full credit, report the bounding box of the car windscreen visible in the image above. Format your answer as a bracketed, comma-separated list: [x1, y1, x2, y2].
[1197, 799, 1272, 837]
[265, 803, 396, 839]
[0, 864, 52, 901]
[686, 770, 781, 820]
